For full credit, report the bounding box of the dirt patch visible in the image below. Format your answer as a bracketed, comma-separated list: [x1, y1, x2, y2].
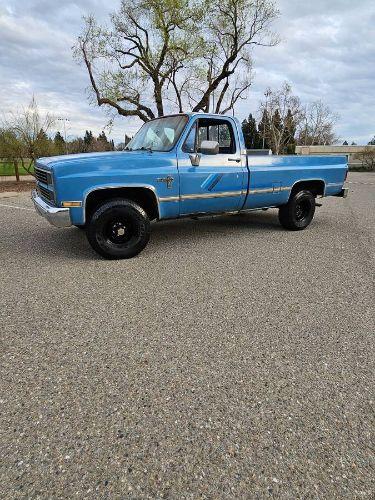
[0, 181, 36, 193]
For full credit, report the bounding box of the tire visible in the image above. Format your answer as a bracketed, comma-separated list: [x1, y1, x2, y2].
[278, 190, 316, 231]
[86, 198, 150, 259]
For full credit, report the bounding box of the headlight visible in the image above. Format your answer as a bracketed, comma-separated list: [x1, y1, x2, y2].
[46, 172, 53, 185]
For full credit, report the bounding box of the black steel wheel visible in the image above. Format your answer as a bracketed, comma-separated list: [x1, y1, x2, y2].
[86, 199, 150, 259]
[278, 190, 316, 230]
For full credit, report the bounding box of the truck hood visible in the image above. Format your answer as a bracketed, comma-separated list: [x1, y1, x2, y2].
[37, 150, 174, 176]
[37, 151, 150, 169]
[38, 151, 113, 168]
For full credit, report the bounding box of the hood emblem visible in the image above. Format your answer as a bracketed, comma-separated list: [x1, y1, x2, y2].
[157, 176, 174, 189]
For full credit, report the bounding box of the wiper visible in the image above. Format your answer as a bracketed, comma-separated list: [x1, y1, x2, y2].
[133, 146, 153, 153]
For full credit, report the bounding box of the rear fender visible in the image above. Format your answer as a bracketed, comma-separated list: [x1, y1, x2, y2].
[288, 179, 326, 201]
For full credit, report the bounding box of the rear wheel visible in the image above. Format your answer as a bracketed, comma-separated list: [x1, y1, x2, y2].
[279, 190, 316, 230]
[86, 198, 150, 259]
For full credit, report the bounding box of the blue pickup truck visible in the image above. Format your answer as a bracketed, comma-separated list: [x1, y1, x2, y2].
[32, 113, 348, 259]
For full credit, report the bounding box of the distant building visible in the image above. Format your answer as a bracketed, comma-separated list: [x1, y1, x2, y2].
[295, 145, 375, 168]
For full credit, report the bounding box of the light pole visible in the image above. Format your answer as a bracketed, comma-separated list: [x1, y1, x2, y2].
[57, 117, 70, 154]
[262, 88, 271, 149]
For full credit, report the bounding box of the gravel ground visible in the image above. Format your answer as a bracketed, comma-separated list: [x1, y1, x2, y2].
[0, 180, 35, 193]
[0, 172, 374, 498]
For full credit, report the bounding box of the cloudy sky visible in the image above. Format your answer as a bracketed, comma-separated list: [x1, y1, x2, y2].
[0, 0, 374, 144]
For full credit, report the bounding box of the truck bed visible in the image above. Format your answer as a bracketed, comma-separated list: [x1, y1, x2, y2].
[243, 154, 348, 209]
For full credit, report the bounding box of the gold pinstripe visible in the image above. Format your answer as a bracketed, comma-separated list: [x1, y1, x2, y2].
[159, 186, 292, 202]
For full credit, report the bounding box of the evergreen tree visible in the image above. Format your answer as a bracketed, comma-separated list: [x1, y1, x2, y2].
[242, 113, 261, 149]
[54, 131, 65, 145]
[83, 130, 94, 152]
[342, 140, 348, 145]
[83, 130, 94, 146]
[34, 128, 54, 157]
[97, 131, 111, 151]
[368, 136, 375, 145]
[258, 109, 270, 149]
[283, 108, 296, 154]
[54, 131, 65, 154]
[36, 128, 49, 142]
[271, 110, 282, 134]
[266, 110, 282, 153]
[241, 119, 250, 149]
[98, 131, 108, 142]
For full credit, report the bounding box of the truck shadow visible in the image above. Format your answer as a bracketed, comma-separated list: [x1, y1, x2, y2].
[151, 210, 282, 242]
[4, 209, 282, 262]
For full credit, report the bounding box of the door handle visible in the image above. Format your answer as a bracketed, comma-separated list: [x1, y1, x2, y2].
[228, 158, 241, 162]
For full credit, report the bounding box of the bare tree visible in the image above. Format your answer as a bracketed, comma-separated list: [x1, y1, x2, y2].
[259, 82, 302, 154]
[298, 100, 339, 146]
[0, 129, 25, 181]
[191, 0, 279, 114]
[360, 146, 375, 171]
[3, 97, 55, 174]
[74, 0, 279, 121]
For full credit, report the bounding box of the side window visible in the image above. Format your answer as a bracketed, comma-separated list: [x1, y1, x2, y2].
[182, 124, 197, 153]
[197, 119, 236, 154]
[198, 126, 207, 147]
[218, 124, 232, 149]
[182, 119, 237, 154]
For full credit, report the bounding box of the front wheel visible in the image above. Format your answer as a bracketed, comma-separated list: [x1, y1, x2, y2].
[278, 190, 316, 230]
[86, 199, 150, 259]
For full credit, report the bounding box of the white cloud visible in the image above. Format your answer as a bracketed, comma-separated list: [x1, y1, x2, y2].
[0, 0, 374, 144]
[236, 0, 375, 144]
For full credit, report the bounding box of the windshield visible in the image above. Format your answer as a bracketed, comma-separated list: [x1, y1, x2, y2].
[126, 115, 188, 152]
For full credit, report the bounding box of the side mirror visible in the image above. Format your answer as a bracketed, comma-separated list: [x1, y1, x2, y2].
[189, 153, 201, 167]
[199, 140, 219, 155]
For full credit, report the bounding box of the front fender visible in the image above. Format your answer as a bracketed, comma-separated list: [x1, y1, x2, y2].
[81, 183, 160, 224]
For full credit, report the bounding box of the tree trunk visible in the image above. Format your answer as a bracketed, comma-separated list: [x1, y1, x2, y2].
[23, 158, 35, 177]
[14, 160, 20, 182]
[153, 80, 164, 117]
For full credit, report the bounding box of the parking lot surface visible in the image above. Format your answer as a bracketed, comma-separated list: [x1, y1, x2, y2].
[1, 172, 374, 498]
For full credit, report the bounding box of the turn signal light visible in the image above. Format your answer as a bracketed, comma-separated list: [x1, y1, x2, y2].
[61, 201, 82, 207]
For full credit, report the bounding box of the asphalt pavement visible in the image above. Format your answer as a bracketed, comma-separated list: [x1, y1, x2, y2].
[0, 172, 374, 498]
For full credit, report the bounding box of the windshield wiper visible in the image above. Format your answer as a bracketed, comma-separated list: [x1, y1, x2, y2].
[133, 146, 153, 153]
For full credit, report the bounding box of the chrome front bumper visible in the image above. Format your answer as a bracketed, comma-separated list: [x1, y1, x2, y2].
[31, 190, 71, 228]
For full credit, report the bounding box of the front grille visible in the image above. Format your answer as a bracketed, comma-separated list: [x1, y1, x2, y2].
[35, 167, 49, 184]
[38, 184, 54, 203]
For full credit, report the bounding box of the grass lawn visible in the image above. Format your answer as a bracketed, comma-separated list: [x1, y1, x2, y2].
[0, 161, 34, 176]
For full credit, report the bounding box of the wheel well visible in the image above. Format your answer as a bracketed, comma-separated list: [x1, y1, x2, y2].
[85, 187, 159, 222]
[290, 180, 325, 198]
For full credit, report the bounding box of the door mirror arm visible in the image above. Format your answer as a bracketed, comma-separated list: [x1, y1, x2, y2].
[189, 152, 201, 167]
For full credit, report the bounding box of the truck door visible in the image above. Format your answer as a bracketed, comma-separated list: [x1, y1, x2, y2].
[176, 117, 247, 215]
